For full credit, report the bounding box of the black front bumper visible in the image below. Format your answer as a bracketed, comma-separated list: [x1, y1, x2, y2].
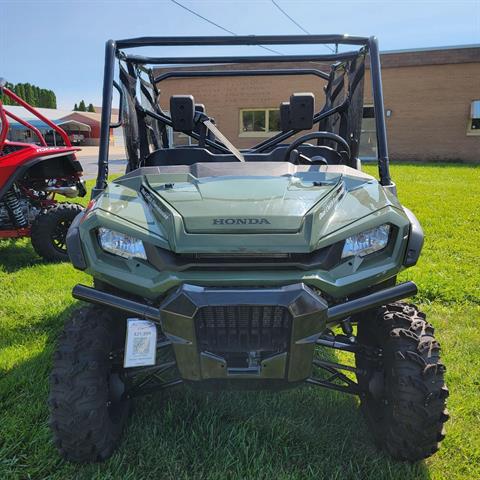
[159, 283, 328, 382]
[72, 281, 417, 385]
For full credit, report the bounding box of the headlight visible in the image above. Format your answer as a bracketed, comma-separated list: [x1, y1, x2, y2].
[341, 224, 390, 259]
[97, 228, 147, 260]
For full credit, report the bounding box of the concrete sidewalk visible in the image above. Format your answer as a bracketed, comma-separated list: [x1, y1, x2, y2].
[76, 146, 127, 179]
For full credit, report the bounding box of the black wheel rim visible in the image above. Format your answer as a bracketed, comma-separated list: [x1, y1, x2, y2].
[51, 219, 69, 253]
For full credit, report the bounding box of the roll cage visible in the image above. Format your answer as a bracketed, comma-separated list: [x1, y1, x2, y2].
[0, 82, 72, 150]
[93, 35, 392, 198]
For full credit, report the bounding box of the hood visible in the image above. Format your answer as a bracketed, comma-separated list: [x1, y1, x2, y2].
[153, 175, 339, 233]
[96, 163, 404, 254]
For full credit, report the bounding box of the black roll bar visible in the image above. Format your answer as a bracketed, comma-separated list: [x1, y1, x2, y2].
[94, 35, 392, 198]
[94, 39, 116, 197]
[123, 51, 360, 65]
[110, 81, 124, 128]
[115, 34, 370, 49]
[154, 68, 330, 83]
[368, 37, 391, 185]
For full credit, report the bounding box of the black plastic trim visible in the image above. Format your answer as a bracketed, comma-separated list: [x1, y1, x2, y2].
[160, 282, 326, 316]
[66, 212, 87, 270]
[402, 207, 424, 267]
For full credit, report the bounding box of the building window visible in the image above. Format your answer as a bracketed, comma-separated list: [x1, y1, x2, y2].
[359, 105, 377, 160]
[467, 100, 480, 135]
[240, 108, 281, 137]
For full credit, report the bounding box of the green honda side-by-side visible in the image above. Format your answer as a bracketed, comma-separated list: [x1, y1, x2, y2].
[48, 34, 448, 463]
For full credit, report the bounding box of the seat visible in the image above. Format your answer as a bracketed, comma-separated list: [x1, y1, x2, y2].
[145, 144, 343, 167]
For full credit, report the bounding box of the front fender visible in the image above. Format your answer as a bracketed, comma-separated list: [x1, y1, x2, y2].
[402, 207, 424, 267]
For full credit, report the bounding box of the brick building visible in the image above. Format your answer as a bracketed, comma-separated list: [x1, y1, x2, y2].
[155, 45, 480, 163]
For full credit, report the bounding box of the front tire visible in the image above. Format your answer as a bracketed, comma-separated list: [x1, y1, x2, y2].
[356, 302, 449, 462]
[49, 306, 130, 462]
[31, 203, 83, 262]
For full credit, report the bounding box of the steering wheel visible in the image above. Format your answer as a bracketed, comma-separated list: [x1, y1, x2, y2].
[284, 132, 351, 163]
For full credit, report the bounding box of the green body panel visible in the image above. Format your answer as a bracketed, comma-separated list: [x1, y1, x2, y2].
[76, 162, 414, 384]
[80, 163, 410, 301]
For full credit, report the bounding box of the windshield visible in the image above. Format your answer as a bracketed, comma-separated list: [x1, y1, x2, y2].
[93, 36, 392, 194]
[119, 54, 366, 172]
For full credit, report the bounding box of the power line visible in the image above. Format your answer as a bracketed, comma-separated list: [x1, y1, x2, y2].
[170, 0, 283, 55]
[270, 0, 335, 53]
[271, 0, 310, 35]
[171, 0, 236, 35]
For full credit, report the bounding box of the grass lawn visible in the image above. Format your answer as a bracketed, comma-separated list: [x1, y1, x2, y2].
[0, 163, 479, 480]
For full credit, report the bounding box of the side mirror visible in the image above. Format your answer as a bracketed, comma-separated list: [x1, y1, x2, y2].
[194, 103, 206, 113]
[279, 93, 315, 131]
[170, 95, 195, 131]
[290, 93, 314, 130]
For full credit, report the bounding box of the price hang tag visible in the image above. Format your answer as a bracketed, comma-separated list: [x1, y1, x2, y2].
[124, 319, 157, 368]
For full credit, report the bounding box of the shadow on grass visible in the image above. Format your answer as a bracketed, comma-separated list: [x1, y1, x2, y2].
[1, 306, 432, 480]
[0, 306, 80, 478]
[0, 239, 44, 273]
[0, 238, 75, 274]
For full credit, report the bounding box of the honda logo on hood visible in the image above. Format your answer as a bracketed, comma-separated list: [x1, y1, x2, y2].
[213, 218, 271, 225]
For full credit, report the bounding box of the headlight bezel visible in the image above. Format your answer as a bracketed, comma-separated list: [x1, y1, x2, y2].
[97, 227, 148, 261]
[341, 224, 392, 260]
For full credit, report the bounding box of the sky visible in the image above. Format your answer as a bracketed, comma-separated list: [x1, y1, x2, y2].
[0, 0, 479, 109]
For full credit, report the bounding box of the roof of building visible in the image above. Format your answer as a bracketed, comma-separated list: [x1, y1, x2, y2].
[4, 105, 73, 121]
[62, 111, 102, 122]
[56, 119, 91, 131]
[93, 106, 120, 115]
[6, 117, 91, 131]
[381, 44, 480, 54]
[61, 111, 119, 124]
[379, 44, 480, 68]
[3, 106, 117, 129]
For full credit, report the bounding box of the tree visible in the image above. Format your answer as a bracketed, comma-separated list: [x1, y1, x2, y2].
[48, 90, 56, 109]
[78, 100, 86, 112]
[41, 89, 49, 108]
[73, 103, 78, 111]
[14, 83, 25, 102]
[87, 103, 95, 112]
[2, 82, 56, 108]
[24, 83, 33, 104]
[38, 89, 45, 107]
[32, 85, 40, 106]
[1, 82, 15, 105]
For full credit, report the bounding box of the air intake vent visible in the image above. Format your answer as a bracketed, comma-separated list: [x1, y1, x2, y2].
[195, 305, 292, 353]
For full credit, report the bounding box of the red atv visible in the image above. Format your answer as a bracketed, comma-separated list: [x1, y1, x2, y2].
[0, 79, 85, 261]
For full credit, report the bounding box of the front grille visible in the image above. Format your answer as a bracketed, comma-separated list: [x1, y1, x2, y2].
[148, 244, 343, 272]
[194, 253, 290, 259]
[195, 305, 292, 353]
